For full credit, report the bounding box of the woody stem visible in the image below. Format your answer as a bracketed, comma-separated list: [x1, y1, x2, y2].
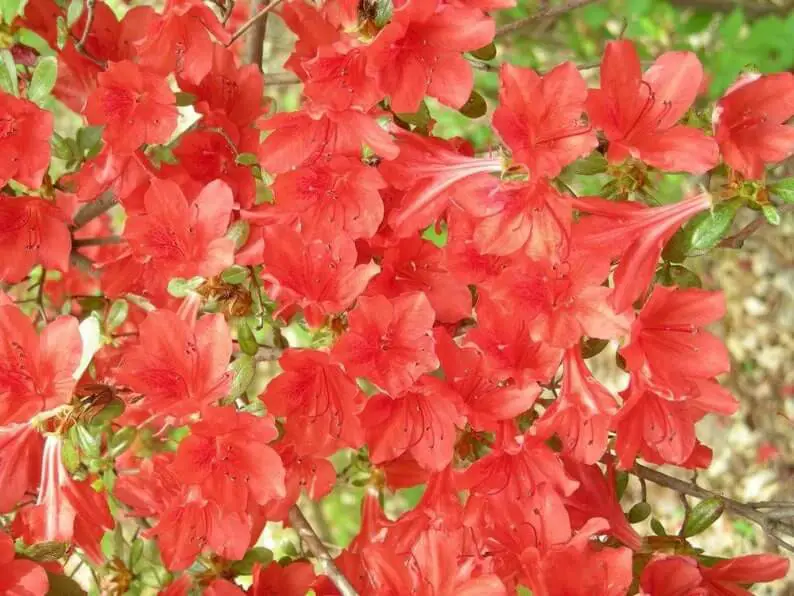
[70, 191, 117, 231]
[288, 505, 359, 596]
[76, 0, 96, 50]
[495, 0, 603, 37]
[228, 0, 285, 49]
[632, 462, 794, 553]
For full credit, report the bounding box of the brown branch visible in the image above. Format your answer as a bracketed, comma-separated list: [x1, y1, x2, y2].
[227, 0, 285, 50]
[70, 192, 117, 231]
[72, 235, 122, 248]
[718, 204, 794, 249]
[264, 71, 302, 85]
[633, 462, 794, 553]
[496, 0, 602, 37]
[665, 0, 793, 19]
[75, 0, 96, 50]
[289, 505, 359, 596]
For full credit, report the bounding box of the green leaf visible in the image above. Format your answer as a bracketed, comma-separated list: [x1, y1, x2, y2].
[761, 204, 780, 225]
[27, 56, 57, 105]
[657, 264, 702, 289]
[568, 152, 608, 176]
[222, 265, 249, 285]
[89, 397, 125, 425]
[229, 547, 273, 575]
[26, 541, 68, 562]
[174, 91, 196, 106]
[469, 42, 496, 61]
[628, 501, 652, 523]
[228, 354, 255, 398]
[459, 90, 487, 119]
[107, 299, 128, 331]
[235, 152, 259, 166]
[73, 423, 101, 457]
[681, 497, 724, 537]
[614, 470, 629, 501]
[61, 437, 81, 474]
[77, 125, 104, 154]
[395, 101, 431, 132]
[373, 0, 393, 27]
[237, 319, 259, 356]
[0, 0, 25, 25]
[581, 337, 609, 359]
[66, 0, 82, 26]
[650, 518, 667, 536]
[664, 199, 741, 260]
[108, 427, 136, 457]
[167, 276, 204, 298]
[56, 15, 68, 49]
[46, 571, 87, 595]
[226, 220, 250, 250]
[770, 177, 794, 203]
[0, 49, 18, 97]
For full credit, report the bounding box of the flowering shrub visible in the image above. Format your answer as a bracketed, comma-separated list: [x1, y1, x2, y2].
[0, 0, 792, 594]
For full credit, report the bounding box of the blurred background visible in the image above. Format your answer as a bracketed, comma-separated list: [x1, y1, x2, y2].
[226, 0, 794, 592]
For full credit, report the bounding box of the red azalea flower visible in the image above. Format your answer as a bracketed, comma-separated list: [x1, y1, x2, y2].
[261, 226, 379, 327]
[333, 292, 439, 396]
[639, 553, 789, 596]
[0, 423, 43, 514]
[116, 309, 233, 420]
[534, 348, 619, 464]
[621, 286, 730, 388]
[138, 0, 231, 85]
[85, 60, 178, 154]
[360, 376, 464, 471]
[124, 179, 235, 280]
[366, 237, 472, 324]
[586, 40, 719, 173]
[0, 530, 49, 595]
[572, 192, 712, 313]
[266, 155, 387, 240]
[171, 406, 286, 512]
[0, 196, 72, 283]
[303, 46, 382, 112]
[494, 62, 597, 178]
[0, 93, 53, 189]
[62, 146, 152, 208]
[455, 177, 572, 261]
[435, 328, 540, 432]
[250, 561, 316, 596]
[0, 308, 81, 425]
[380, 129, 503, 237]
[714, 72, 794, 179]
[261, 349, 365, 454]
[366, 0, 494, 113]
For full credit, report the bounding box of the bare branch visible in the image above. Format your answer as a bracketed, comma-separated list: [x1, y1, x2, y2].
[288, 505, 359, 596]
[70, 192, 118, 231]
[72, 235, 122, 248]
[633, 462, 794, 553]
[75, 0, 96, 50]
[665, 0, 794, 19]
[227, 0, 285, 50]
[496, 0, 602, 37]
[718, 204, 794, 249]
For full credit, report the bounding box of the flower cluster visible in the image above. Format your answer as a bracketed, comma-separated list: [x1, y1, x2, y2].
[0, 0, 792, 594]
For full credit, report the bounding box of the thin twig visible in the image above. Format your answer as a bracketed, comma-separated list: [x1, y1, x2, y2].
[496, 0, 602, 37]
[70, 192, 117, 231]
[227, 0, 285, 48]
[75, 0, 96, 50]
[264, 71, 302, 85]
[72, 235, 122, 248]
[633, 462, 794, 553]
[665, 0, 794, 19]
[718, 204, 794, 249]
[288, 505, 359, 596]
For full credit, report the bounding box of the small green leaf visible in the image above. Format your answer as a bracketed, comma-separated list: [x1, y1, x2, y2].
[681, 497, 724, 537]
[0, 0, 24, 25]
[74, 423, 101, 457]
[89, 397, 125, 425]
[459, 90, 487, 119]
[650, 518, 667, 536]
[167, 277, 205, 298]
[657, 264, 702, 289]
[66, 0, 83, 26]
[27, 56, 57, 105]
[56, 16, 68, 50]
[226, 220, 250, 250]
[228, 354, 255, 398]
[770, 177, 794, 203]
[628, 501, 652, 523]
[51, 133, 76, 161]
[581, 337, 609, 359]
[761, 204, 780, 225]
[108, 426, 136, 457]
[395, 101, 431, 132]
[0, 49, 18, 96]
[229, 547, 273, 575]
[469, 42, 496, 61]
[222, 265, 249, 285]
[61, 437, 81, 474]
[107, 299, 128, 331]
[77, 125, 104, 154]
[664, 198, 741, 260]
[614, 470, 629, 501]
[26, 541, 68, 562]
[174, 91, 196, 106]
[568, 152, 608, 176]
[237, 320, 258, 356]
[373, 0, 393, 27]
[235, 152, 259, 166]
